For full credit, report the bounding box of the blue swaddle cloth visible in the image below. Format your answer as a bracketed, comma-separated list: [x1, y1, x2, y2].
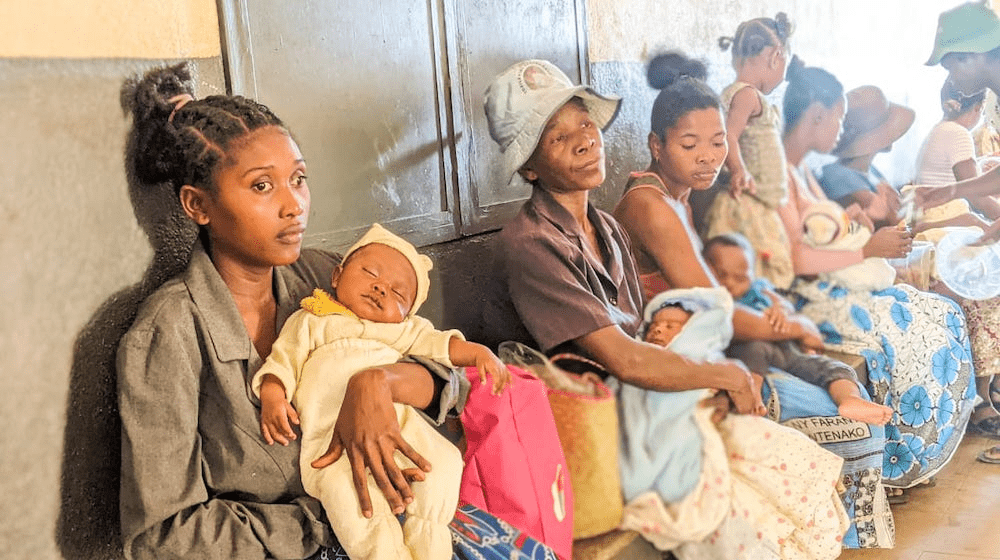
[608, 287, 734, 503]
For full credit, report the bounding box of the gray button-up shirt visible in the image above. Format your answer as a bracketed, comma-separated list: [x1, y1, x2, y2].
[118, 243, 466, 560]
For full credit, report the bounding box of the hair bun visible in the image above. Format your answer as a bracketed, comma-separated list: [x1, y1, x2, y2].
[785, 54, 806, 84]
[122, 62, 197, 188]
[120, 62, 194, 119]
[647, 52, 707, 90]
[773, 12, 793, 41]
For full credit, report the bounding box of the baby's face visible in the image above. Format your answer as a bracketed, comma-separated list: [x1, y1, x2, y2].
[332, 243, 417, 323]
[706, 244, 753, 299]
[643, 306, 691, 347]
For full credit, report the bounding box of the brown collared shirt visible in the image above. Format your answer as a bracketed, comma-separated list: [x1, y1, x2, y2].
[495, 187, 644, 356]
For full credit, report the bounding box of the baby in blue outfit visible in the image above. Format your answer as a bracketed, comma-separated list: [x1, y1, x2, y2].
[698, 233, 893, 425]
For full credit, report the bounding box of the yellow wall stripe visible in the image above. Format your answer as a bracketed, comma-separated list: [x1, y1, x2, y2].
[0, 0, 220, 58]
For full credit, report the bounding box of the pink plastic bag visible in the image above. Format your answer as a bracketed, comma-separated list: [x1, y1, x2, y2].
[459, 365, 574, 560]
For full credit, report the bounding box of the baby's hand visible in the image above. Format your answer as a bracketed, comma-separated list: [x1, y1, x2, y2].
[763, 306, 788, 334]
[728, 168, 756, 198]
[798, 331, 826, 355]
[259, 376, 300, 446]
[475, 348, 512, 396]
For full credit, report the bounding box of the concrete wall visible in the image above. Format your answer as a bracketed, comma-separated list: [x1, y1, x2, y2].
[0, 1, 976, 559]
[0, 3, 224, 559]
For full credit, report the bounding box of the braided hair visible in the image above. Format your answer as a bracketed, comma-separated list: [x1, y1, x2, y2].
[783, 56, 844, 131]
[121, 62, 287, 195]
[647, 52, 721, 139]
[719, 13, 793, 67]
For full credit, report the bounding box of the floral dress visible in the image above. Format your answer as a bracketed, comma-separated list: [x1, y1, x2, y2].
[613, 288, 850, 560]
[790, 281, 976, 488]
[616, 173, 894, 550]
[784, 167, 977, 491]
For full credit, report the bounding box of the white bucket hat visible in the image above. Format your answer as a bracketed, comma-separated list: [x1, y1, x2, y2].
[484, 59, 621, 185]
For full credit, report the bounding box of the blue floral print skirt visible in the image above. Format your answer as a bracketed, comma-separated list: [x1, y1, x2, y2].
[790, 280, 977, 490]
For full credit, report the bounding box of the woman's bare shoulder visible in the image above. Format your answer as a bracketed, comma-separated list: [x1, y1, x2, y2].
[616, 186, 687, 230]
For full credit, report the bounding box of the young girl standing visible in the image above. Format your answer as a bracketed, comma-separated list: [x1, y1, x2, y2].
[704, 13, 796, 289]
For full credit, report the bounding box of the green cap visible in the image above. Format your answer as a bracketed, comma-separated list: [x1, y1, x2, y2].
[927, 1, 1000, 65]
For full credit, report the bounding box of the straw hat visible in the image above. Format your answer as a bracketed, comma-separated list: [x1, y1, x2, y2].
[832, 85, 915, 159]
[484, 59, 621, 185]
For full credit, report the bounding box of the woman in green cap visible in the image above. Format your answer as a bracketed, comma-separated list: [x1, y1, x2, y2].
[920, 1, 1000, 220]
[923, 1, 1000, 464]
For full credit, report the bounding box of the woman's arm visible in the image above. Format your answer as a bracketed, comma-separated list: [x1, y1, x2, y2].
[917, 166, 1000, 208]
[616, 188, 718, 290]
[951, 158, 1000, 219]
[616, 188, 807, 342]
[577, 325, 762, 414]
[913, 212, 992, 233]
[969, 194, 1000, 220]
[311, 362, 439, 518]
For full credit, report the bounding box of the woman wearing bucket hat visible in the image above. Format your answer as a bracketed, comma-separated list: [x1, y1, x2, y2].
[482, 59, 760, 408]
[923, 1, 1000, 464]
[483, 58, 852, 559]
[817, 85, 914, 229]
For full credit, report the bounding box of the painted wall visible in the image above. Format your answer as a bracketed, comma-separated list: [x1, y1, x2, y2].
[0, 3, 223, 560]
[0, 1, 979, 559]
[0, 0, 219, 58]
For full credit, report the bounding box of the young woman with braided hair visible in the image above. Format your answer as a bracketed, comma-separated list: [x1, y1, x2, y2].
[117, 63, 556, 560]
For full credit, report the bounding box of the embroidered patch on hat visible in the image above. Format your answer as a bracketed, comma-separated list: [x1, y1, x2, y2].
[520, 63, 555, 92]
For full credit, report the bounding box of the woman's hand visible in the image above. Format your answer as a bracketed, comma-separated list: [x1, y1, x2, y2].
[719, 359, 766, 416]
[259, 375, 300, 446]
[974, 219, 1000, 246]
[310, 367, 431, 518]
[863, 225, 913, 259]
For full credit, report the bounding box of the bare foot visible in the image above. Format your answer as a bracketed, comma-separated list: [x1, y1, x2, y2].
[838, 396, 893, 425]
